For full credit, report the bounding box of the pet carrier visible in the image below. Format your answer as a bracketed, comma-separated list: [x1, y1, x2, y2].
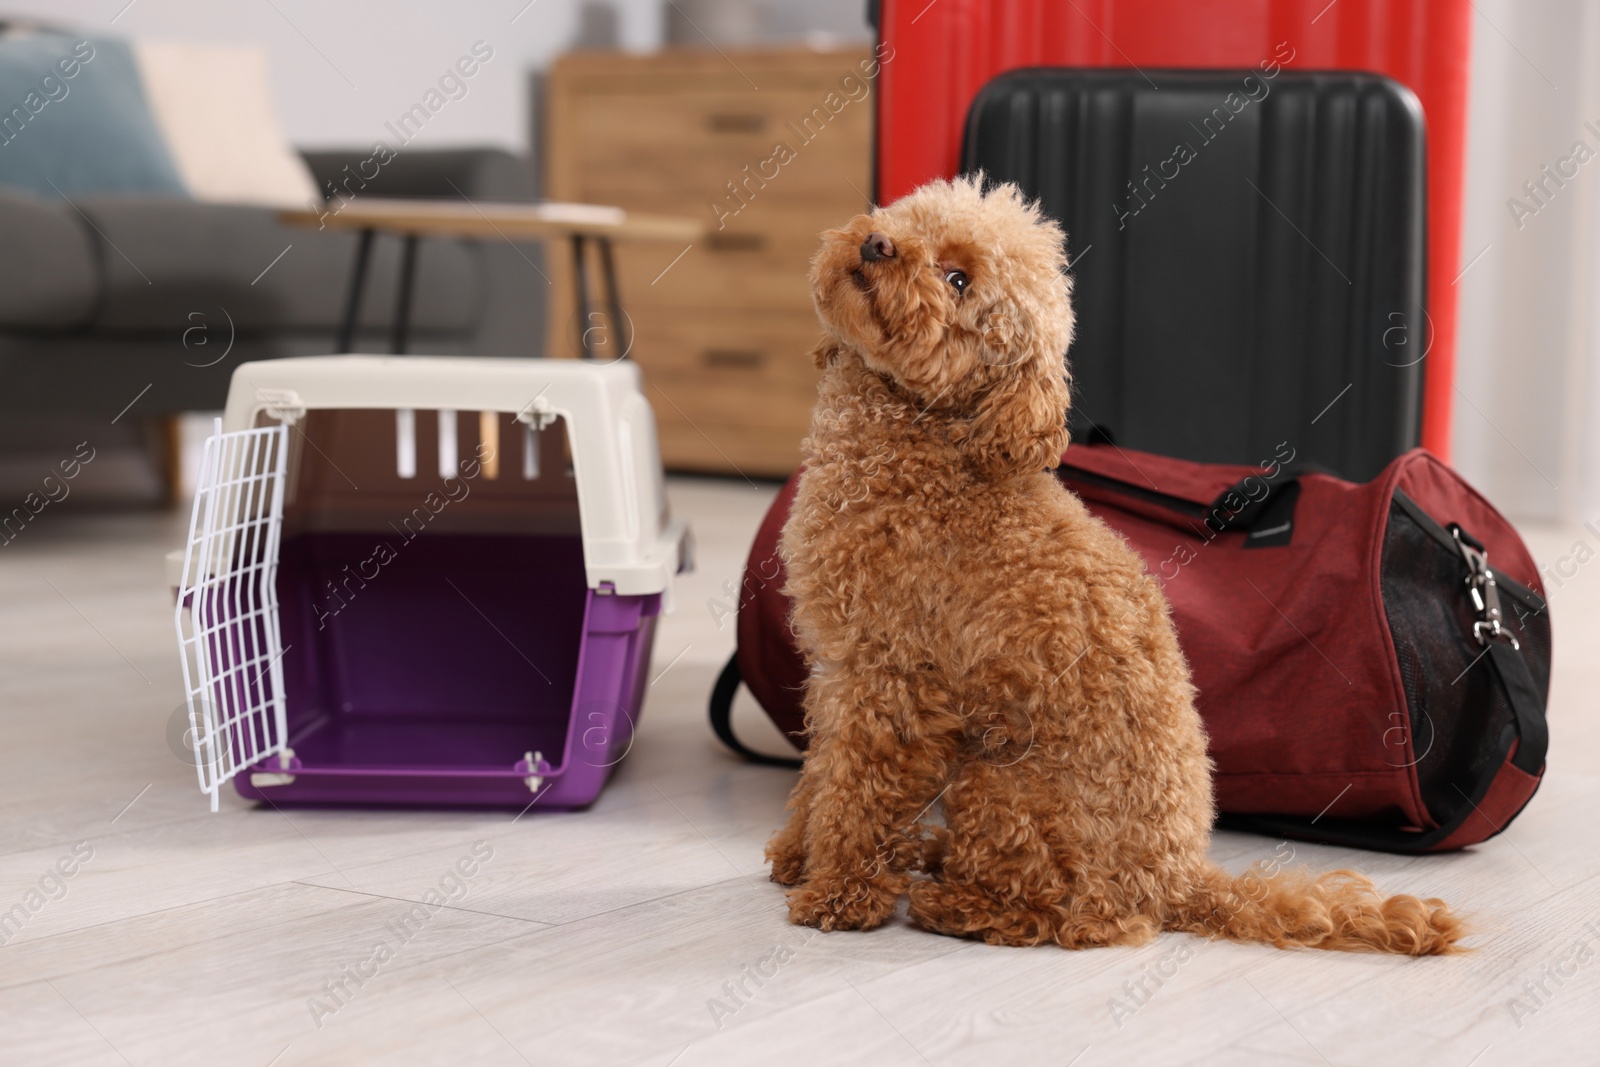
[169, 355, 689, 811]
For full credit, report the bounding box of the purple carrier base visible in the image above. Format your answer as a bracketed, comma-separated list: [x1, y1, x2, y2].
[234, 591, 658, 809]
[234, 532, 659, 810]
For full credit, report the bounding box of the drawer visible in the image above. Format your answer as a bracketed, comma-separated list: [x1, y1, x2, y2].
[633, 307, 821, 400]
[623, 307, 821, 475]
[570, 127, 871, 313]
[548, 226, 845, 357]
[568, 88, 873, 203]
[574, 129, 872, 241]
[604, 213, 840, 315]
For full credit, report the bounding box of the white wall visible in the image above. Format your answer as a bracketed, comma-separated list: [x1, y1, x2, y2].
[14, 0, 669, 152]
[1455, 0, 1600, 521]
[14, 0, 869, 151]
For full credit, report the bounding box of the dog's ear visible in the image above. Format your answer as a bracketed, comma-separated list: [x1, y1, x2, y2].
[962, 365, 1071, 480]
[960, 273, 1074, 479]
[810, 337, 842, 369]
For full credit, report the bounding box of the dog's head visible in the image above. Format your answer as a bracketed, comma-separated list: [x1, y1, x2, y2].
[809, 176, 1074, 479]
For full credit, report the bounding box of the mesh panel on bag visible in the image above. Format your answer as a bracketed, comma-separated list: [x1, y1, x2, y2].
[1380, 502, 1552, 825]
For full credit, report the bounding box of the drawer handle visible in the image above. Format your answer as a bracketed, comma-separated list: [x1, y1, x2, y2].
[702, 348, 766, 369]
[707, 112, 767, 133]
[706, 232, 766, 253]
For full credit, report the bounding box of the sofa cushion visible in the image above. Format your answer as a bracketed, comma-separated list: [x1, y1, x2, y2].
[0, 32, 187, 198]
[133, 41, 321, 209]
[0, 188, 97, 329]
[75, 196, 482, 335]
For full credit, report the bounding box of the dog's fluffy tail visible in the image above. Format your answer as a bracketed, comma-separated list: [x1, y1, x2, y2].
[1173, 863, 1464, 956]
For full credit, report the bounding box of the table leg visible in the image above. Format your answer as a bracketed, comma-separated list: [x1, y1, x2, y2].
[335, 228, 375, 354]
[597, 237, 629, 362]
[392, 234, 419, 355]
[571, 234, 593, 360]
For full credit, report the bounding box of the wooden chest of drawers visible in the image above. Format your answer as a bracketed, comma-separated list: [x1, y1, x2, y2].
[544, 47, 876, 477]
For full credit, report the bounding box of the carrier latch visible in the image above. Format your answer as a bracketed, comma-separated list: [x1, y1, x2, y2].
[1450, 526, 1519, 650]
[252, 389, 306, 426]
[519, 751, 546, 793]
[516, 393, 558, 431]
[250, 747, 300, 788]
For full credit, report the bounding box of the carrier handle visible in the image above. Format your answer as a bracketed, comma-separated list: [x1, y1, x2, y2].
[709, 655, 803, 768]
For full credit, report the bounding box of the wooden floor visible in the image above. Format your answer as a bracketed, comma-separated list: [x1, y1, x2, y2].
[1, 474, 1596, 1066]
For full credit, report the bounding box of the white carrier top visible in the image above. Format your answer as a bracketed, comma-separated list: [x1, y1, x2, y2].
[220, 355, 687, 596]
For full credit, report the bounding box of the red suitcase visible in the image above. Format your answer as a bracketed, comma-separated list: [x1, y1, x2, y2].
[872, 0, 1472, 460]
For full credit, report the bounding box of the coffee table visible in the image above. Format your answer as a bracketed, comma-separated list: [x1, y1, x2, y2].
[280, 199, 702, 359]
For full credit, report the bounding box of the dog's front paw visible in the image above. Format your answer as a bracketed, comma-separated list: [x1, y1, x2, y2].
[785, 877, 900, 931]
[765, 824, 809, 886]
[767, 844, 807, 887]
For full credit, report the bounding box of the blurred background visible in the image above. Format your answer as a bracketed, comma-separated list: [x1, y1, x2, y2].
[0, 0, 1596, 520]
[6, 0, 874, 144]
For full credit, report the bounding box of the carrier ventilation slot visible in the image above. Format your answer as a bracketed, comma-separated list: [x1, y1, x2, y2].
[437, 409, 458, 479]
[395, 409, 417, 479]
[523, 424, 541, 480]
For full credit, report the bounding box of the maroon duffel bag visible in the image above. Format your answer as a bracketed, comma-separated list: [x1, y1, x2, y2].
[709, 443, 1551, 853]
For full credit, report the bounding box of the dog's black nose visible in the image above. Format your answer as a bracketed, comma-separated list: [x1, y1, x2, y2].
[860, 233, 896, 262]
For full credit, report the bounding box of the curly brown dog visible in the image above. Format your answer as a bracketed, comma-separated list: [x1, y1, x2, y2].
[765, 176, 1462, 955]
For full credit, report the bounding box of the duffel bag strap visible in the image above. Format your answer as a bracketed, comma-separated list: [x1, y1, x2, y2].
[708, 654, 804, 768]
[1452, 523, 1549, 775]
[1487, 641, 1548, 776]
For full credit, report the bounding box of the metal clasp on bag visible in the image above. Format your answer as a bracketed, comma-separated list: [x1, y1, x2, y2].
[1450, 525, 1519, 650]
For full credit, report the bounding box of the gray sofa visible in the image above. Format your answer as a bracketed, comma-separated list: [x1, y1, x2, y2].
[0, 147, 545, 419]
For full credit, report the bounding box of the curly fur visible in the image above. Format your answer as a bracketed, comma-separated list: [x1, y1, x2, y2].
[766, 176, 1463, 955]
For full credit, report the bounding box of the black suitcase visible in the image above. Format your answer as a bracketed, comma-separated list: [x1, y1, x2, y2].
[961, 70, 1426, 481]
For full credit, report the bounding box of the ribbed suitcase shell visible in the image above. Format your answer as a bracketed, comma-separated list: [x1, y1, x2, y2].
[873, 0, 1472, 459]
[962, 69, 1425, 481]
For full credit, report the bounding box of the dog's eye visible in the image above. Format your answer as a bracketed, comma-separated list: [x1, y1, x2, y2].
[944, 269, 969, 294]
